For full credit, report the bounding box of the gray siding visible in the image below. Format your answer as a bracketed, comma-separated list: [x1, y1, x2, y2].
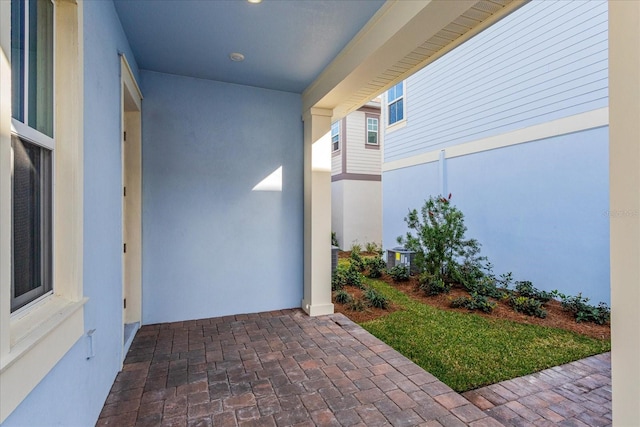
[346, 110, 382, 175]
[384, 0, 608, 162]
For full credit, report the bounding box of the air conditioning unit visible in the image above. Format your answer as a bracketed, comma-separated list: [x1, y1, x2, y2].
[386, 247, 418, 274]
[331, 245, 340, 273]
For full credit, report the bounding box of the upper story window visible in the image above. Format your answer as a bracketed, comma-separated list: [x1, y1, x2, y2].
[387, 82, 404, 126]
[366, 117, 379, 145]
[331, 121, 340, 152]
[11, 0, 54, 312]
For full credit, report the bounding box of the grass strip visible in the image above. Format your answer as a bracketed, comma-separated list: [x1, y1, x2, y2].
[360, 279, 611, 392]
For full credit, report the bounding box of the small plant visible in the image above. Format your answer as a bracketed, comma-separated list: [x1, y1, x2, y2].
[465, 275, 505, 299]
[350, 250, 366, 272]
[419, 274, 451, 296]
[514, 281, 553, 303]
[560, 293, 610, 325]
[365, 242, 382, 254]
[450, 292, 495, 313]
[350, 242, 362, 254]
[333, 289, 352, 304]
[510, 296, 547, 318]
[331, 267, 347, 291]
[365, 288, 389, 309]
[348, 297, 368, 312]
[331, 231, 339, 247]
[344, 265, 364, 289]
[365, 257, 387, 278]
[388, 265, 410, 282]
[497, 272, 513, 289]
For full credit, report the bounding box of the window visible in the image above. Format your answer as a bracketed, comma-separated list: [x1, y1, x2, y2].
[387, 82, 404, 125]
[331, 121, 340, 151]
[366, 117, 379, 145]
[11, 0, 54, 312]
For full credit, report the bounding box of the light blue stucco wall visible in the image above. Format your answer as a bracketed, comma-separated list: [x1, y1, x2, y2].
[141, 71, 303, 324]
[385, 0, 608, 163]
[1, 1, 140, 426]
[383, 128, 610, 304]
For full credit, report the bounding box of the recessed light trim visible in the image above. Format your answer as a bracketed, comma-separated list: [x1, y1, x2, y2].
[248, 0, 262, 3]
[229, 52, 245, 62]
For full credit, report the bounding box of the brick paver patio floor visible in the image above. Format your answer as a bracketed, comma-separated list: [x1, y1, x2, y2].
[97, 309, 611, 427]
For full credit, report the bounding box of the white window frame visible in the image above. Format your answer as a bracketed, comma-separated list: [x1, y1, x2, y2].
[386, 81, 405, 128]
[366, 116, 379, 145]
[331, 121, 340, 152]
[0, 0, 86, 422]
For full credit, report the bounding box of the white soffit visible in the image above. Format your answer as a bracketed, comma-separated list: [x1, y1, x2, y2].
[303, 0, 527, 120]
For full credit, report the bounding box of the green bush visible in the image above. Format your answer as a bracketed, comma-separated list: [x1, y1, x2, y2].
[419, 274, 451, 296]
[365, 242, 382, 254]
[510, 296, 547, 318]
[514, 281, 553, 303]
[450, 293, 496, 313]
[560, 293, 610, 325]
[397, 195, 484, 282]
[350, 250, 366, 272]
[333, 289, 352, 304]
[388, 265, 410, 282]
[365, 257, 387, 278]
[465, 275, 505, 299]
[365, 288, 389, 309]
[350, 242, 362, 254]
[331, 267, 347, 291]
[331, 231, 339, 247]
[348, 297, 367, 312]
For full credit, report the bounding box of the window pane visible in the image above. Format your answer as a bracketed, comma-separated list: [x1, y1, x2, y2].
[397, 99, 404, 121]
[28, 0, 54, 137]
[396, 82, 403, 98]
[389, 102, 397, 124]
[368, 131, 378, 144]
[11, 0, 25, 122]
[12, 136, 52, 311]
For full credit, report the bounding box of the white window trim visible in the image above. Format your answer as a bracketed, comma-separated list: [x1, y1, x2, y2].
[331, 121, 340, 152]
[0, 0, 86, 422]
[386, 81, 406, 131]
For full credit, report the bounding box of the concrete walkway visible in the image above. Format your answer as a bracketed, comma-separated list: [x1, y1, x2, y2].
[97, 309, 611, 427]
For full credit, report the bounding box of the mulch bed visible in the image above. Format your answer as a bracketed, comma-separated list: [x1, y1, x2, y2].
[333, 263, 610, 340]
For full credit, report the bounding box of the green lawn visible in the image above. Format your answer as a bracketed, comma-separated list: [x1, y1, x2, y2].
[359, 278, 611, 392]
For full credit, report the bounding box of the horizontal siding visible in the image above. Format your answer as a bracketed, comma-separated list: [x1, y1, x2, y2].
[346, 111, 382, 175]
[385, 0, 608, 163]
[332, 151, 342, 175]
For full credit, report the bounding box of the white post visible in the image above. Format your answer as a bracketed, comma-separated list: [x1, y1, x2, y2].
[609, 1, 640, 424]
[302, 108, 334, 316]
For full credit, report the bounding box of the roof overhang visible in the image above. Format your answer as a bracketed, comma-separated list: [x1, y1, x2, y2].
[303, 0, 527, 121]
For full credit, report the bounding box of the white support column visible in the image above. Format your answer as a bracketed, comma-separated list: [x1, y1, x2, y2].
[302, 108, 334, 317]
[609, 1, 640, 425]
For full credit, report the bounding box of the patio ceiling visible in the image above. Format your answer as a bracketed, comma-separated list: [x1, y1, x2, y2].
[114, 0, 526, 121]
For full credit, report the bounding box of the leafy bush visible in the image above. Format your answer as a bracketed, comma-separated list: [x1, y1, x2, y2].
[344, 266, 364, 289]
[397, 194, 483, 282]
[350, 250, 366, 272]
[514, 281, 553, 303]
[497, 272, 513, 289]
[510, 296, 547, 318]
[365, 257, 387, 278]
[332, 265, 364, 290]
[350, 242, 362, 254]
[331, 231, 339, 247]
[348, 297, 367, 312]
[419, 274, 451, 296]
[333, 289, 352, 304]
[388, 265, 410, 282]
[465, 275, 505, 299]
[450, 293, 496, 313]
[560, 293, 610, 325]
[365, 242, 382, 254]
[365, 288, 389, 309]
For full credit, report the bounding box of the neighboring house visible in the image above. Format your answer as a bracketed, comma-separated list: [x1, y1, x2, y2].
[0, 0, 638, 426]
[331, 99, 382, 249]
[382, 0, 609, 304]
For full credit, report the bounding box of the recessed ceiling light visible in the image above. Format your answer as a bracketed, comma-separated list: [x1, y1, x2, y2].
[248, 0, 262, 3]
[229, 52, 245, 62]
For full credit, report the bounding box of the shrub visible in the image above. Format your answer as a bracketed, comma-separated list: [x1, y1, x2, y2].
[465, 275, 505, 299]
[560, 293, 610, 325]
[397, 194, 483, 282]
[365, 257, 387, 278]
[419, 274, 451, 296]
[348, 297, 368, 312]
[331, 231, 339, 247]
[331, 267, 347, 291]
[388, 265, 410, 282]
[344, 265, 364, 288]
[365, 288, 389, 309]
[350, 250, 366, 272]
[510, 296, 547, 318]
[450, 293, 496, 313]
[365, 242, 382, 254]
[333, 289, 352, 304]
[497, 272, 514, 289]
[514, 281, 553, 303]
[350, 242, 362, 254]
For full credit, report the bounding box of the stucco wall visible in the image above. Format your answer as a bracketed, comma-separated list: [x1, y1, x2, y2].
[141, 71, 304, 324]
[2, 1, 141, 425]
